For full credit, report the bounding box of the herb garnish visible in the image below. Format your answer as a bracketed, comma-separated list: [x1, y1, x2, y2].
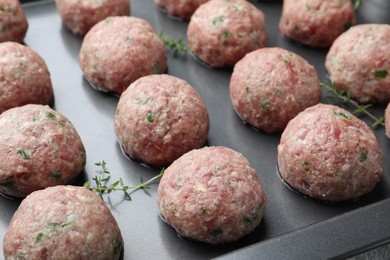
[320, 81, 385, 128]
[159, 31, 188, 58]
[84, 161, 164, 201]
[35, 233, 43, 243]
[146, 111, 155, 123]
[351, 0, 361, 10]
[373, 70, 388, 79]
[45, 111, 56, 120]
[334, 111, 351, 119]
[17, 148, 31, 159]
[212, 15, 225, 26]
[359, 152, 368, 162]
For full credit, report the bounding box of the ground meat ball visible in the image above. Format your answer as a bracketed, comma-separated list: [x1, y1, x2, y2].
[325, 24, 390, 104]
[155, 0, 209, 20]
[279, 0, 355, 48]
[187, 0, 267, 68]
[157, 146, 266, 244]
[385, 103, 390, 138]
[0, 0, 28, 43]
[0, 42, 53, 113]
[278, 104, 382, 202]
[230, 47, 320, 133]
[114, 74, 209, 167]
[0, 104, 86, 198]
[55, 0, 130, 36]
[79, 16, 167, 95]
[3, 186, 123, 259]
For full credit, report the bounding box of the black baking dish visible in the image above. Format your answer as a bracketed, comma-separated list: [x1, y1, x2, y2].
[1, 0, 389, 259]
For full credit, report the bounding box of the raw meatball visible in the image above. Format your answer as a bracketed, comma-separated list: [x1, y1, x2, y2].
[155, 0, 209, 20]
[230, 47, 320, 133]
[114, 74, 209, 167]
[0, 42, 53, 113]
[80, 16, 167, 95]
[278, 104, 382, 202]
[325, 24, 390, 104]
[0, 0, 28, 43]
[187, 0, 267, 68]
[279, 0, 356, 48]
[0, 104, 86, 198]
[386, 103, 390, 138]
[157, 146, 266, 244]
[55, 0, 130, 35]
[3, 186, 123, 259]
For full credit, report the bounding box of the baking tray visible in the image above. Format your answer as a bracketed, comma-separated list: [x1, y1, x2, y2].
[1, 0, 389, 259]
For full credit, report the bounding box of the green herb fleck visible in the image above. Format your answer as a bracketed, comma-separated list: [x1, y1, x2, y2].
[212, 15, 225, 26]
[222, 31, 233, 39]
[359, 152, 367, 162]
[302, 161, 310, 171]
[351, 0, 361, 10]
[35, 233, 43, 243]
[104, 18, 111, 24]
[334, 111, 351, 119]
[51, 172, 62, 180]
[305, 4, 311, 10]
[159, 31, 188, 58]
[146, 111, 154, 123]
[136, 97, 151, 105]
[45, 111, 56, 120]
[48, 222, 70, 231]
[210, 228, 223, 237]
[17, 148, 31, 159]
[373, 70, 388, 79]
[201, 207, 207, 216]
[245, 86, 250, 92]
[260, 98, 271, 110]
[112, 239, 123, 256]
[58, 120, 67, 126]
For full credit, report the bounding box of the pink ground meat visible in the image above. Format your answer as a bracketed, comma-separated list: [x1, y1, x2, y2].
[79, 16, 167, 95]
[55, 0, 130, 35]
[114, 74, 209, 167]
[187, 0, 267, 68]
[0, 0, 28, 43]
[279, 0, 356, 48]
[0, 104, 86, 198]
[155, 0, 209, 20]
[278, 104, 382, 202]
[157, 146, 266, 244]
[230, 47, 320, 133]
[3, 186, 123, 259]
[325, 24, 390, 104]
[0, 42, 53, 113]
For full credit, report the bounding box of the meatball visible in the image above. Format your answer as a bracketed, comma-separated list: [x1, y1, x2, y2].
[187, 0, 267, 68]
[114, 74, 209, 167]
[55, 0, 130, 36]
[0, 104, 86, 198]
[3, 186, 123, 259]
[0, 0, 28, 43]
[80, 16, 167, 95]
[385, 103, 390, 138]
[230, 47, 321, 133]
[157, 146, 266, 244]
[279, 0, 356, 48]
[325, 24, 390, 104]
[155, 0, 209, 20]
[278, 104, 382, 202]
[0, 42, 53, 113]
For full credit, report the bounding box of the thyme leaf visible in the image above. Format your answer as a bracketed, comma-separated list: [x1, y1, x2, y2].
[320, 81, 384, 128]
[84, 161, 164, 201]
[351, 0, 361, 10]
[159, 31, 188, 58]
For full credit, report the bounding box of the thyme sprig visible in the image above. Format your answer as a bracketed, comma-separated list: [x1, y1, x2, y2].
[351, 0, 361, 11]
[84, 161, 164, 201]
[159, 31, 188, 57]
[320, 82, 385, 128]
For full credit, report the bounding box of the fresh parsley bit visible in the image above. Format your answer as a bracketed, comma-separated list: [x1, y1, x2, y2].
[51, 171, 62, 180]
[334, 111, 351, 119]
[17, 148, 31, 159]
[159, 31, 188, 58]
[260, 98, 271, 110]
[45, 111, 56, 120]
[210, 228, 223, 237]
[373, 70, 388, 79]
[305, 4, 311, 10]
[35, 233, 43, 243]
[221, 31, 233, 39]
[48, 222, 70, 231]
[351, 0, 361, 10]
[212, 15, 225, 26]
[146, 111, 154, 123]
[136, 97, 151, 105]
[359, 152, 368, 162]
[245, 86, 250, 92]
[201, 207, 207, 216]
[302, 161, 310, 171]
